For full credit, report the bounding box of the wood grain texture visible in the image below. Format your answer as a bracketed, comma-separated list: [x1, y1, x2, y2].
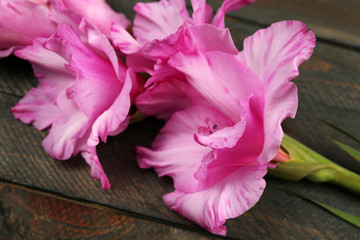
[1, 90, 359, 239]
[0, 0, 359, 239]
[0, 56, 36, 97]
[0, 183, 222, 240]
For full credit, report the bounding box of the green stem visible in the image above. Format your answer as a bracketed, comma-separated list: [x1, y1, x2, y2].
[318, 164, 360, 194]
[274, 134, 360, 194]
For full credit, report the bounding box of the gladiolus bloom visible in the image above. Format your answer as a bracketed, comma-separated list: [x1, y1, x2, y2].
[136, 20, 316, 235]
[11, 6, 139, 188]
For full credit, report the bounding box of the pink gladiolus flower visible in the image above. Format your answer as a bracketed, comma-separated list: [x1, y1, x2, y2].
[11, 7, 140, 189]
[136, 21, 316, 235]
[0, 0, 55, 57]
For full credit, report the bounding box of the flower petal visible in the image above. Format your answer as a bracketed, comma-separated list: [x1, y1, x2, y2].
[133, 0, 191, 45]
[144, 24, 238, 60]
[87, 69, 133, 146]
[110, 23, 142, 54]
[212, 0, 256, 28]
[194, 110, 246, 149]
[136, 103, 262, 194]
[0, 0, 55, 50]
[53, 24, 123, 120]
[42, 87, 89, 160]
[190, 0, 213, 25]
[163, 164, 267, 236]
[0, 46, 15, 58]
[54, 0, 130, 36]
[238, 20, 316, 164]
[136, 79, 193, 120]
[15, 37, 73, 103]
[11, 87, 60, 130]
[81, 146, 111, 189]
[136, 60, 206, 120]
[137, 105, 232, 192]
[169, 51, 262, 122]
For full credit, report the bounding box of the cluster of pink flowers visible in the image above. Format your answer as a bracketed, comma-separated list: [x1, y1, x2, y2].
[1, 0, 315, 235]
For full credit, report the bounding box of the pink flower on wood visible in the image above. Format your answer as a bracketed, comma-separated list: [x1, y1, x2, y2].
[11, 8, 139, 189]
[136, 21, 316, 235]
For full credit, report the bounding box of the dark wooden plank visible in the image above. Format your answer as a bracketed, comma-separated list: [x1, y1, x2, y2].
[208, 0, 360, 49]
[0, 56, 36, 97]
[0, 183, 222, 240]
[1, 59, 359, 239]
[0, 1, 359, 239]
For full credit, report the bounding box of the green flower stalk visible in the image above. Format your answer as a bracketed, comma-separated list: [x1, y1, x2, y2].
[269, 134, 360, 194]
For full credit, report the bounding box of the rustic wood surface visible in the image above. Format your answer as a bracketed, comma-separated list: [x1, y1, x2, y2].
[0, 0, 359, 239]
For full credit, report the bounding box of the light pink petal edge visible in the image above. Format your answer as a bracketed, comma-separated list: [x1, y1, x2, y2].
[163, 164, 267, 236]
[239, 20, 316, 164]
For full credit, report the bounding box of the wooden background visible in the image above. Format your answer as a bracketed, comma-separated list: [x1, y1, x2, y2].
[1, 0, 359, 239]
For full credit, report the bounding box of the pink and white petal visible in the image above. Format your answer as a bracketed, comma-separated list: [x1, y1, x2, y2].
[137, 105, 235, 192]
[87, 69, 133, 146]
[212, 0, 255, 28]
[125, 53, 156, 74]
[0, 46, 15, 58]
[239, 20, 315, 164]
[136, 59, 201, 119]
[42, 88, 89, 160]
[194, 113, 246, 149]
[111, 23, 142, 54]
[15, 37, 68, 74]
[127, 24, 237, 72]
[28, 0, 48, 5]
[108, 117, 130, 136]
[144, 24, 238, 60]
[163, 164, 267, 236]
[188, 24, 238, 54]
[72, 56, 121, 120]
[190, 0, 213, 25]
[255, 81, 298, 164]
[82, 21, 128, 80]
[194, 96, 252, 149]
[133, 0, 191, 45]
[145, 60, 186, 87]
[15, 38, 74, 103]
[81, 146, 111, 189]
[58, 0, 130, 36]
[55, 20, 125, 80]
[48, 0, 83, 33]
[11, 87, 60, 130]
[169, 51, 261, 122]
[54, 24, 123, 120]
[239, 20, 316, 88]
[136, 79, 193, 120]
[0, 1, 55, 49]
[193, 90, 265, 188]
[33, 65, 74, 103]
